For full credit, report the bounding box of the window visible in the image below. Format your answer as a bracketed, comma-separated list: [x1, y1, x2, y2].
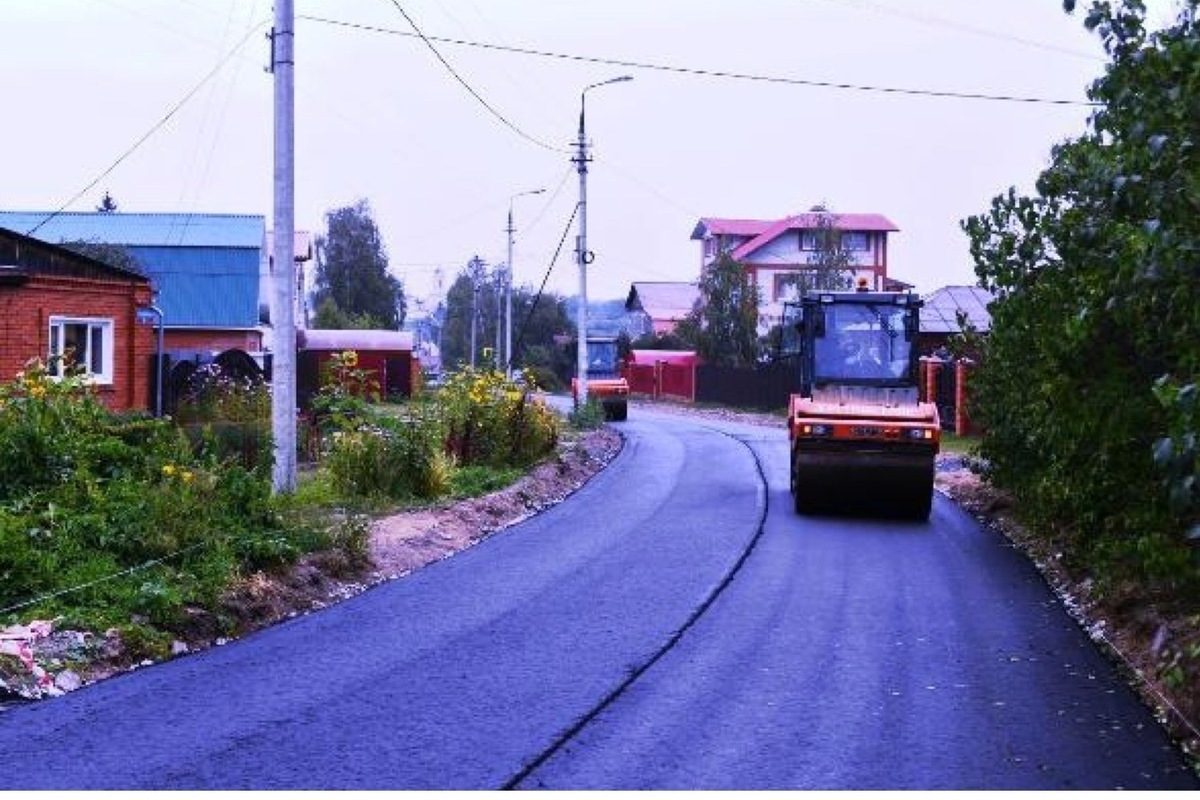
[843, 232, 869, 251]
[48, 316, 114, 384]
[774, 273, 801, 302]
[801, 231, 870, 251]
[813, 304, 912, 383]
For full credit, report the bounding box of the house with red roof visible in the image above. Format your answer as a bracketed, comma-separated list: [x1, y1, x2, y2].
[624, 281, 700, 337]
[690, 210, 910, 331]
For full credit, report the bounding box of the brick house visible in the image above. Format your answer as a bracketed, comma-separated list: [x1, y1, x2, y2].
[0, 226, 154, 412]
[0, 211, 266, 356]
[690, 210, 910, 332]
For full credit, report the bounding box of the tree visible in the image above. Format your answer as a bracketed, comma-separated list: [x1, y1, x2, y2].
[311, 199, 405, 330]
[961, 0, 1199, 584]
[679, 252, 760, 367]
[630, 330, 693, 351]
[60, 240, 141, 274]
[440, 257, 492, 369]
[96, 192, 118, 213]
[510, 287, 574, 388]
[311, 297, 381, 330]
[776, 205, 856, 299]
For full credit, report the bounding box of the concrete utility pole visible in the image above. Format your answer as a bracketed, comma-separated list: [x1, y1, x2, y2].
[505, 188, 545, 379]
[470, 270, 479, 368]
[270, 0, 297, 494]
[573, 76, 631, 406]
[494, 267, 503, 370]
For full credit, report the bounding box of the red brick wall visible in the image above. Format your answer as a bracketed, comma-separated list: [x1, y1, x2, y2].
[0, 275, 153, 412]
[164, 329, 262, 353]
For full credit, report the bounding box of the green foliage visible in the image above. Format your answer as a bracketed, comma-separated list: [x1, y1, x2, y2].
[312, 199, 406, 330]
[0, 352, 563, 653]
[630, 330, 693, 351]
[59, 239, 140, 273]
[681, 252, 761, 367]
[311, 297, 385, 331]
[0, 358, 290, 631]
[174, 362, 272, 470]
[776, 207, 857, 297]
[568, 397, 606, 431]
[450, 465, 525, 500]
[309, 350, 381, 434]
[440, 254, 576, 381]
[325, 512, 373, 568]
[440, 257, 494, 368]
[1153, 378, 1199, 533]
[95, 191, 119, 213]
[323, 410, 452, 502]
[439, 367, 559, 468]
[961, 0, 1199, 591]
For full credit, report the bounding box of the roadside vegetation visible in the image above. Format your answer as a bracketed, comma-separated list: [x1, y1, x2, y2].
[961, 0, 1198, 752]
[0, 354, 560, 690]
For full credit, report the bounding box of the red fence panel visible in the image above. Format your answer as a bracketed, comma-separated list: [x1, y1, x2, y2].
[623, 350, 697, 402]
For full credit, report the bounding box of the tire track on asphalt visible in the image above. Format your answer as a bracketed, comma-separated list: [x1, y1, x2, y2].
[502, 427, 771, 790]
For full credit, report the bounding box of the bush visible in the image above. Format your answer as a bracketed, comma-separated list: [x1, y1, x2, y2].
[439, 367, 559, 468]
[0, 359, 288, 628]
[961, 4, 1199, 593]
[324, 409, 452, 502]
[174, 362, 272, 470]
[568, 397, 605, 431]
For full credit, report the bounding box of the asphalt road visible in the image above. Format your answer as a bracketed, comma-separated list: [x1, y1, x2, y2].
[0, 409, 1195, 790]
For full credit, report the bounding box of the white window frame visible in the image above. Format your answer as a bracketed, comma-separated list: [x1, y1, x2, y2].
[48, 316, 115, 385]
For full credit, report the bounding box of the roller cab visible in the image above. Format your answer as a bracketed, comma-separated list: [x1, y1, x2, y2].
[784, 288, 939, 519]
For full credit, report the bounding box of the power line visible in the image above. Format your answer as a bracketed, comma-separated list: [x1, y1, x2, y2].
[814, 0, 1103, 61]
[512, 203, 581, 363]
[380, 1, 567, 153]
[25, 17, 270, 238]
[301, 14, 1098, 107]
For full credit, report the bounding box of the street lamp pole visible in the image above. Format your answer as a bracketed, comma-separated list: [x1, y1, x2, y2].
[505, 187, 545, 379]
[573, 75, 632, 407]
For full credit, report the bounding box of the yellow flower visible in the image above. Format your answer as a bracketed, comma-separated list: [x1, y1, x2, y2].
[181, 471, 194, 484]
[161, 464, 177, 477]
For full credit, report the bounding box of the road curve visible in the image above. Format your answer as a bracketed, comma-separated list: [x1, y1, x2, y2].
[517, 416, 1199, 790]
[0, 413, 766, 790]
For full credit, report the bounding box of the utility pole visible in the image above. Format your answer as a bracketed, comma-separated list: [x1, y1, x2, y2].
[573, 76, 631, 406]
[505, 188, 544, 379]
[494, 267, 503, 370]
[470, 272, 478, 369]
[467, 256, 486, 369]
[270, 0, 296, 494]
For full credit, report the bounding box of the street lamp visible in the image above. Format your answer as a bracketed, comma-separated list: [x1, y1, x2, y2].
[574, 75, 632, 406]
[505, 187, 545, 379]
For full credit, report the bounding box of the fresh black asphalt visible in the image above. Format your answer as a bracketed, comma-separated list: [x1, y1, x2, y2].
[0, 410, 1194, 790]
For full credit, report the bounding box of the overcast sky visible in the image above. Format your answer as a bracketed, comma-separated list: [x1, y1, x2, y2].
[3, 0, 1183, 314]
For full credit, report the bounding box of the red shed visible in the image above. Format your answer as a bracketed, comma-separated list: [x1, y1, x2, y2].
[297, 329, 416, 407]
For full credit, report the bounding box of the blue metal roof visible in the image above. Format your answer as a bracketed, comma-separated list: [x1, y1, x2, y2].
[0, 211, 264, 248]
[134, 246, 261, 328]
[0, 211, 265, 329]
